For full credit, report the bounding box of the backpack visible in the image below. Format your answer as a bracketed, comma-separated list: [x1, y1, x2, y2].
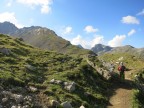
[118, 66, 125, 71]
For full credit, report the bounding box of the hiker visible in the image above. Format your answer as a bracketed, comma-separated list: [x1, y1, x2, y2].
[118, 62, 126, 81]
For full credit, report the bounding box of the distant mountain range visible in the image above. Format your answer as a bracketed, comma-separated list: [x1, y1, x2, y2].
[91, 44, 144, 59]
[91, 44, 112, 55]
[0, 22, 93, 56]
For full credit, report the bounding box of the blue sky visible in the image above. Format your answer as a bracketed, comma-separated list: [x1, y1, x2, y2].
[0, 0, 144, 49]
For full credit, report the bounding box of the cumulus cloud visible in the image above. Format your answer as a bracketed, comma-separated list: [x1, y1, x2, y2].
[137, 9, 144, 16]
[7, 0, 13, 7]
[108, 35, 126, 47]
[91, 35, 104, 47]
[71, 35, 104, 49]
[0, 12, 24, 28]
[63, 26, 72, 35]
[84, 25, 98, 33]
[128, 29, 136, 36]
[71, 35, 88, 48]
[121, 15, 139, 24]
[16, 0, 53, 14]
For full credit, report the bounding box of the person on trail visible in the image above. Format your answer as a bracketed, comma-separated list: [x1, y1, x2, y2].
[118, 62, 126, 81]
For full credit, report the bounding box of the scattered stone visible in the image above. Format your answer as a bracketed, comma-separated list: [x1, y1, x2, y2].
[2, 98, 8, 103]
[0, 47, 11, 55]
[64, 82, 76, 92]
[29, 86, 38, 92]
[50, 100, 60, 107]
[80, 105, 85, 108]
[12, 94, 23, 104]
[25, 65, 36, 71]
[61, 101, 73, 108]
[50, 79, 55, 84]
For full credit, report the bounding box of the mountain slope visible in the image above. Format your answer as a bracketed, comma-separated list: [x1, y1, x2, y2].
[0, 22, 93, 56]
[91, 44, 112, 55]
[0, 34, 109, 108]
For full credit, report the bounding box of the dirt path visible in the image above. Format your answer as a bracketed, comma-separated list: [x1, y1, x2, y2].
[107, 72, 133, 108]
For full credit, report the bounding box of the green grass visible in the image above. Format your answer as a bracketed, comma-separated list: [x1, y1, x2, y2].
[0, 34, 110, 107]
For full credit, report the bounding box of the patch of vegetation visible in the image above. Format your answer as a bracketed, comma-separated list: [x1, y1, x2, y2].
[0, 34, 110, 107]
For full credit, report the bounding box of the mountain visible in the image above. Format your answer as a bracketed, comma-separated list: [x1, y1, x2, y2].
[0, 22, 93, 56]
[108, 45, 144, 60]
[0, 34, 109, 107]
[91, 44, 112, 55]
[0, 22, 18, 35]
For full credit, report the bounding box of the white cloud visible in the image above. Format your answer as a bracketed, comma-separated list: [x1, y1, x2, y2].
[137, 9, 144, 16]
[7, 0, 13, 7]
[71, 35, 88, 48]
[121, 16, 139, 24]
[128, 29, 136, 36]
[108, 35, 126, 47]
[63, 26, 72, 35]
[84, 25, 98, 33]
[71, 35, 104, 49]
[0, 12, 24, 28]
[16, 0, 53, 14]
[91, 35, 104, 47]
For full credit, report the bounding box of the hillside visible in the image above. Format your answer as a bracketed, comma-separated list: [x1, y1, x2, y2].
[91, 44, 112, 55]
[0, 22, 93, 56]
[0, 34, 110, 108]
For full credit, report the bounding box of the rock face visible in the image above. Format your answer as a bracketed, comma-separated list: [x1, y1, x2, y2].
[91, 44, 112, 55]
[0, 21, 94, 56]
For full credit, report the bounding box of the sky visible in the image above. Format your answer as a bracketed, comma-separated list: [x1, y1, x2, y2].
[0, 0, 144, 49]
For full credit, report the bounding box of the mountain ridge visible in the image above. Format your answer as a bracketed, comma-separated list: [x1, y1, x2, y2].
[0, 21, 94, 56]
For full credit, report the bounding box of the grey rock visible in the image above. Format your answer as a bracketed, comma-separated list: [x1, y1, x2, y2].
[29, 86, 38, 92]
[12, 94, 23, 104]
[61, 101, 73, 108]
[2, 97, 8, 103]
[64, 82, 76, 92]
[80, 105, 85, 108]
[0, 47, 11, 55]
[50, 100, 60, 107]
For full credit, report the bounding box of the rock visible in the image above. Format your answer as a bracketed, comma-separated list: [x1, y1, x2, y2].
[24, 96, 32, 102]
[55, 80, 62, 84]
[12, 94, 23, 104]
[29, 86, 38, 92]
[64, 82, 76, 92]
[25, 65, 36, 71]
[61, 101, 73, 108]
[11, 106, 17, 108]
[0, 47, 11, 55]
[2, 98, 8, 103]
[22, 105, 29, 108]
[0, 105, 2, 108]
[80, 105, 85, 108]
[50, 100, 60, 107]
[50, 79, 55, 84]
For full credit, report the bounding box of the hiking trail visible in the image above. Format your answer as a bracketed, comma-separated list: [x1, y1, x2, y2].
[107, 71, 133, 108]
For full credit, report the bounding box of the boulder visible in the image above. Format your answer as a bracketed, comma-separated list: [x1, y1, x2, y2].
[64, 82, 76, 92]
[0, 47, 11, 55]
[80, 105, 85, 108]
[12, 94, 24, 104]
[25, 65, 36, 71]
[50, 100, 60, 107]
[61, 101, 73, 108]
[2, 98, 8, 103]
[29, 86, 38, 92]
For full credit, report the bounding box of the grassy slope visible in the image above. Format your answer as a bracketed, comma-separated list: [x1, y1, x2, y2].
[0, 34, 109, 107]
[99, 53, 144, 72]
[14, 27, 93, 57]
[99, 53, 144, 107]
